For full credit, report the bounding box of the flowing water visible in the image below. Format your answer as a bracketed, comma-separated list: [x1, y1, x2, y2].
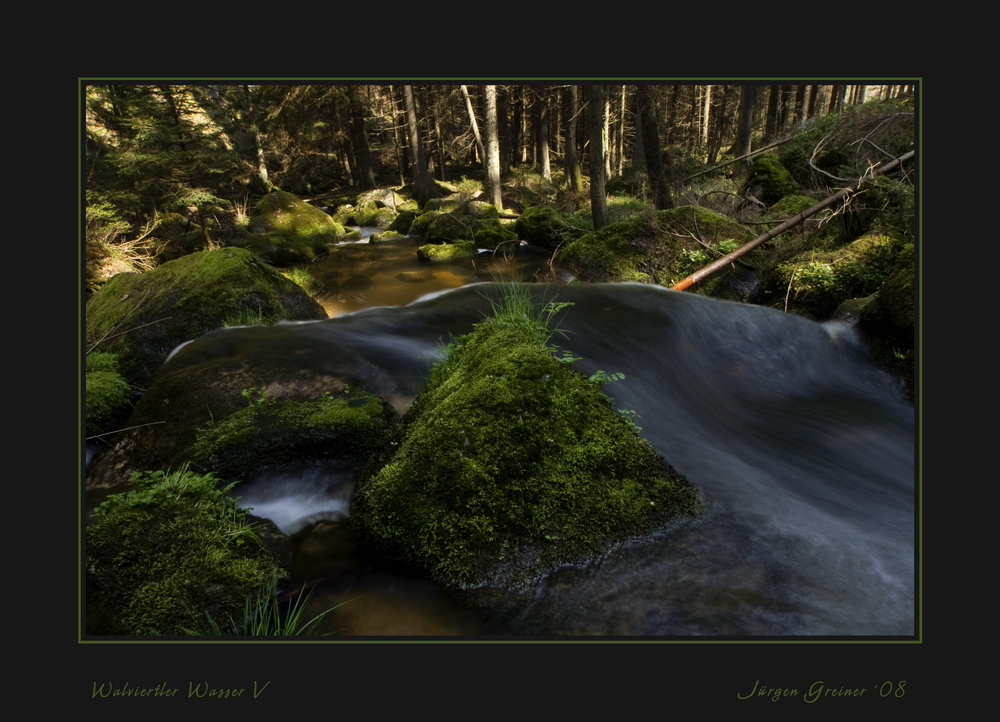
[191, 259, 917, 638]
[118, 235, 915, 638]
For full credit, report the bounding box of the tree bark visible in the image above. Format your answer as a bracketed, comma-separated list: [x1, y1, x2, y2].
[346, 85, 376, 190]
[564, 85, 584, 192]
[535, 87, 551, 181]
[671, 150, 915, 291]
[402, 85, 435, 206]
[460, 84, 485, 165]
[484, 85, 502, 209]
[635, 85, 673, 210]
[588, 85, 609, 229]
[734, 85, 758, 171]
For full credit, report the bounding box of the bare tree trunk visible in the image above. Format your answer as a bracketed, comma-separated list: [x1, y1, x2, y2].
[402, 85, 435, 205]
[564, 85, 584, 192]
[498, 86, 511, 177]
[425, 86, 447, 181]
[460, 84, 485, 165]
[588, 85, 609, 229]
[636, 85, 673, 211]
[734, 85, 758, 171]
[700, 85, 712, 151]
[484, 85, 502, 209]
[535, 86, 551, 180]
[346, 85, 376, 190]
[616, 85, 627, 175]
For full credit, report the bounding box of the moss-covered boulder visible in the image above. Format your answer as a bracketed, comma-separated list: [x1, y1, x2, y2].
[470, 219, 519, 250]
[233, 231, 328, 265]
[243, 190, 345, 262]
[410, 209, 442, 236]
[857, 244, 915, 394]
[762, 232, 905, 319]
[86, 466, 287, 635]
[741, 153, 799, 206]
[514, 205, 567, 247]
[178, 387, 397, 482]
[417, 240, 477, 262]
[85, 247, 327, 389]
[463, 200, 500, 219]
[369, 230, 405, 243]
[355, 188, 407, 210]
[85, 352, 134, 437]
[423, 196, 465, 213]
[350, 292, 702, 590]
[423, 213, 473, 244]
[556, 206, 754, 292]
[388, 210, 417, 235]
[416, 203, 516, 251]
[763, 194, 817, 220]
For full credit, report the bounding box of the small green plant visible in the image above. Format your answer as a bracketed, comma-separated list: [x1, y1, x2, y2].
[480, 282, 574, 346]
[184, 573, 346, 636]
[587, 369, 625, 388]
[281, 265, 316, 290]
[222, 304, 274, 328]
[617, 408, 643, 432]
[241, 387, 272, 406]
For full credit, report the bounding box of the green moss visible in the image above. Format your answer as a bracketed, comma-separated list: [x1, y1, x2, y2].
[248, 190, 345, 246]
[180, 389, 397, 481]
[417, 240, 477, 263]
[514, 205, 567, 246]
[85, 247, 327, 388]
[86, 466, 284, 635]
[350, 288, 702, 589]
[85, 352, 133, 436]
[423, 213, 474, 243]
[764, 194, 817, 220]
[369, 230, 405, 243]
[858, 245, 915, 392]
[470, 219, 519, 250]
[741, 153, 799, 206]
[765, 232, 904, 318]
[556, 206, 754, 289]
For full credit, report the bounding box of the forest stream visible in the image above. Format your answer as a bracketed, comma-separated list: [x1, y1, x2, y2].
[128, 233, 915, 638]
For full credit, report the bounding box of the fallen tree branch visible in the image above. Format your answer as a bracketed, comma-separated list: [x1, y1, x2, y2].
[670, 150, 915, 292]
[682, 136, 793, 182]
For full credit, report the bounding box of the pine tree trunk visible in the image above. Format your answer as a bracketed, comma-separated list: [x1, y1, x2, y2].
[484, 85, 502, 209]
[402, 85, 435, 206]
[588, 85, 609, 229]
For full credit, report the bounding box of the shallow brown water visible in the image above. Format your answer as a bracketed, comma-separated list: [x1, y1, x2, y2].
[298, 233, 555, 317]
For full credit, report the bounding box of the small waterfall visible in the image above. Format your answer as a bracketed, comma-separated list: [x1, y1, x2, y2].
[146, 282, 917, 637]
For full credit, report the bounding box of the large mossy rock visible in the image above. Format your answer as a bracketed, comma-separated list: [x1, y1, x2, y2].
[241, 190, 345, 263]
[740, 153, 799, 206]
[350, 296, 703, 590]
[514, 205, 566, 247]
[85, 247, 327, 390]
[555, 206, 754, 290]
[85, 352, 134, 437]
[761, 232, 905, 319]
[177, 388, 398, 483]
[857, 244, 915, 395]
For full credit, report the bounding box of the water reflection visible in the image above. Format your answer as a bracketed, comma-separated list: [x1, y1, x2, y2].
[298, 232, 554, 316]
